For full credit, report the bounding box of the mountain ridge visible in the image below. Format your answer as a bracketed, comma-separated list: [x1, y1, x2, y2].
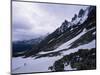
[24, 6, 96, 57]
[12, 6, 96, 73]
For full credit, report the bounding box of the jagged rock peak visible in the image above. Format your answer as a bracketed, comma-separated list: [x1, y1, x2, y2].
[62, 20, 69, 25]
[58, 20, 70, 33]
[72, 14, 77, 22]
[78, 9, 85, 17]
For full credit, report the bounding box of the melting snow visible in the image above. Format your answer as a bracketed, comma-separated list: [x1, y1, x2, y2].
[62, 40, 95, 56]
[39, 28, 86, 55]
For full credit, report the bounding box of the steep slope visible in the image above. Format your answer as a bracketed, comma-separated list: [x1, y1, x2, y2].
[12, 6, 96, 74]
[24, 6, 96, 57]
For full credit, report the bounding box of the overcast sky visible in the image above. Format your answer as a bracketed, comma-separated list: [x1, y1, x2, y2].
[12, 1, 88, 41]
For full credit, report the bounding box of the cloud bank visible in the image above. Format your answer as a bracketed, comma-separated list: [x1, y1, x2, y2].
[12, 1, 88, 41]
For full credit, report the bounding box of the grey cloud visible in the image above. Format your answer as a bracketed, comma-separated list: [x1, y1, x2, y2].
[12, 1, 89, 41]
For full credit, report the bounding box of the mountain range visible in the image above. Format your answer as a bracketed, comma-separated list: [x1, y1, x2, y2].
[12, 6, 96, 73]
[24, 6, 96, 57]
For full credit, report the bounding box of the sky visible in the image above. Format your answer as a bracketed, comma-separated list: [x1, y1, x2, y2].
[12, 1, 88, 41]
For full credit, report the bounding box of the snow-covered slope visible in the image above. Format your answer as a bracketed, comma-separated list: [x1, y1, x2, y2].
[12, 6, 96, 74]
[12, 56, 63, 73]
[12, 39, 95, 73]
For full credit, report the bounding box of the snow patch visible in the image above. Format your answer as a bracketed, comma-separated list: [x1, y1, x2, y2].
[92, 32, 96, 35]
[48, 38, 55, 44]
[62, 40, 95, 56]
[64, 64, 76, 71]
[72, 17, 80, 25]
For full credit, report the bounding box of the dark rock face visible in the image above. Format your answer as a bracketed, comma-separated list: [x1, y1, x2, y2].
[60, 20, 69, 32]
[12, 37, 44, 57]
[78, 9, 85, 17]
[49, 48, 96, 71]
[72, 14, 77, 22]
